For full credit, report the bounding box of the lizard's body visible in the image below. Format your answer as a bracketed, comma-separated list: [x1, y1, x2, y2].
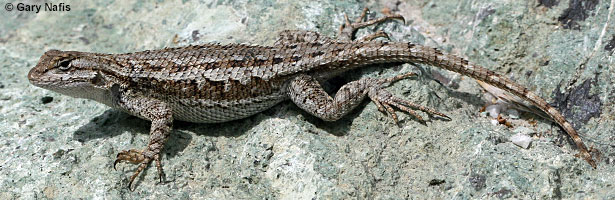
[27, 9, 596, 190]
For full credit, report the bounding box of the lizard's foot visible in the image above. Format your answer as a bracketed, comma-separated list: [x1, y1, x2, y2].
[114, 149, 164, 190]
[339, 7, 405, 41]
[367, 72, 450, 124]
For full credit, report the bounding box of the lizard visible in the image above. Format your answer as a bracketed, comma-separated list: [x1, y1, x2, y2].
[27, 8, 597, 190]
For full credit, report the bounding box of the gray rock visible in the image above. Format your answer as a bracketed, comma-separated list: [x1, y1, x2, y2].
[1, 0, 613, 199]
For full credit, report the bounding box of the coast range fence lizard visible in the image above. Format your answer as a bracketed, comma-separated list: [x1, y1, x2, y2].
[27, 8, 597, 190]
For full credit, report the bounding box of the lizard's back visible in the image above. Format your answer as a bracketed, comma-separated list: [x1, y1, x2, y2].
[113, 43, 309, 123]
[112, 42, 357, 123]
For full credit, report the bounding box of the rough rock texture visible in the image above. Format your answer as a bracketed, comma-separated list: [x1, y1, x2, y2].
[1, 0, 614, 199]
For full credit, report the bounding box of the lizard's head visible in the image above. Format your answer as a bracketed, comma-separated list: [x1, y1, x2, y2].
[28, 50, 112, 99]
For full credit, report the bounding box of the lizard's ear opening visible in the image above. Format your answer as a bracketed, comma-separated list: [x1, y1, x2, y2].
[91, 72, 106, 86]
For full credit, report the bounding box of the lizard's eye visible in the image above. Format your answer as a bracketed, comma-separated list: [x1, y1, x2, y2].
[57, 59, 72, 71]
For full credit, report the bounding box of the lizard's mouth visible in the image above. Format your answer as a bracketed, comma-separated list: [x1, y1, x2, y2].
[28, 68, 95, 90]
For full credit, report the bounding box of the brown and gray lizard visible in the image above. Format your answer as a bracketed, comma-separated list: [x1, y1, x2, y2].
[27, 8, 597, 190]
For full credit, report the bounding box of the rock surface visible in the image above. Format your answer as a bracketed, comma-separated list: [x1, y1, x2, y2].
[1, 0, 614, 199]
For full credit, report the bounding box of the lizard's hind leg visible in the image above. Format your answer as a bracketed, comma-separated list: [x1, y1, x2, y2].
[338, 7, 405, 41]
[288, 72, 449, 124]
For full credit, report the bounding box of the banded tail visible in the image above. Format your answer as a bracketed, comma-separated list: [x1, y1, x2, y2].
[344, 41, 596, 168]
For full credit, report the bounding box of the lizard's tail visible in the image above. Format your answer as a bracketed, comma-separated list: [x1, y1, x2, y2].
[356, 41, 596, 168]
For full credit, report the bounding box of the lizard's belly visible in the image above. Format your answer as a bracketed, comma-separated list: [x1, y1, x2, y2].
[166, 94, 287, 123]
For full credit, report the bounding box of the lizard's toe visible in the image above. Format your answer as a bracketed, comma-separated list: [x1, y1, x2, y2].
[369, 89, 424, 123]
[368, 78, 449, 124]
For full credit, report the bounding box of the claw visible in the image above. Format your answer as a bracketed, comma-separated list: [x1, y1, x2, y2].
[114, 159, 120, 170]
[128, 175, 138, 191]
[129, 180, 135, 191]
[393, 14, 406, 24]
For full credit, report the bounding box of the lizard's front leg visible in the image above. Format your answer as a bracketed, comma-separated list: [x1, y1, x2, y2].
[288, 73, 448, 123]
[111, 86, 173, 190]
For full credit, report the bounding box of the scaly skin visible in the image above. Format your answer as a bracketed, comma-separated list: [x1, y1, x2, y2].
[27, 8, 596, 190]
